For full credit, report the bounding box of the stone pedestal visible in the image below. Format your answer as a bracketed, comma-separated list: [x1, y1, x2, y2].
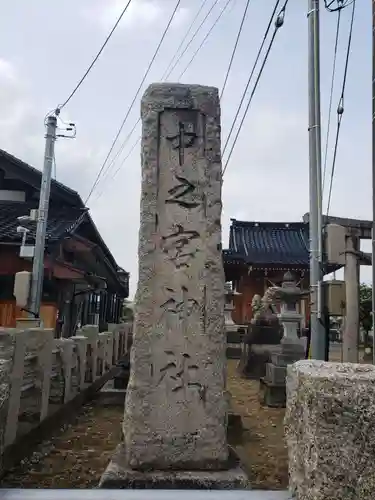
[260, 337, 305, 408]
[15, 318, 41, 329]
[285, 360, 375, 500]
[100, 83, 248, 489]
[226, 326, 246, 360]
[238, 321, 282, 379]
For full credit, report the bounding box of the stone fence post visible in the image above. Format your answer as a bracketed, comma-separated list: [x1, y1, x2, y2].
[25, 328, 54, 421]
[80, 325, 99, 383]
[71, 335, 88, 391]
[53, 338, 74, 403]
[1, 329, 25, 449]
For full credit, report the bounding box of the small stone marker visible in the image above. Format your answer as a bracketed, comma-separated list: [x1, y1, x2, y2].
[285, 360, 375, 500]
[100, 83, 248, 488]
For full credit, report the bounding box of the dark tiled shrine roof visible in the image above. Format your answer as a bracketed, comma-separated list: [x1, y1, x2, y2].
[0, 202, 86, 244]
[225, 219, 310, 267]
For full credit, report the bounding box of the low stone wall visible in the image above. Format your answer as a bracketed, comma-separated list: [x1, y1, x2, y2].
[285, 360, 375, 500]
[0, 322, 132, 476]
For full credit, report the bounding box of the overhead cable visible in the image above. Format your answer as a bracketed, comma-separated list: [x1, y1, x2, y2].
[222, 1, 288, 176]
[220, 0, 252, 100]
[58, 0, 133, 111]
[93, 0, 232, 199]
[85, 0, 182, 205]
[163, 0, 221, 80]
[222, 0, 281, 173]
[322, 7, 342, 194]
[178, 0, 234, 80]
[222, 0, 281, 158]
[324, 0, 354, 12]
[326, 0, 356, 216]
[93, 136, 141, 203]
[93, 0, 220, 195]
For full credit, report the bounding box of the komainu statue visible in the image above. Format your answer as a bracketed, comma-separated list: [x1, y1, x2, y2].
[239, 288, 283, 379]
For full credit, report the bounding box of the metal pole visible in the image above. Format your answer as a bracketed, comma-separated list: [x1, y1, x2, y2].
[29, 115, 57, 318]
[372, 0, 375, 364]
[308, 0, 325, 359]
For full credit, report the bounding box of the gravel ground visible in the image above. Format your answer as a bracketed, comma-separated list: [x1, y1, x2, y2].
[1, 361, 288, 489]
[0, 350, 360, 490]
[0, 403, 123, 488]
[226, 360, 288, 490]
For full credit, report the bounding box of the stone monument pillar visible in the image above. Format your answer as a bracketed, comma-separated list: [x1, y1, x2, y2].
[100, 83, 248, 489]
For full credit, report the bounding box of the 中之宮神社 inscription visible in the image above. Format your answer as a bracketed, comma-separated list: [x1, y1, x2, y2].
[124, 83, 227, 470]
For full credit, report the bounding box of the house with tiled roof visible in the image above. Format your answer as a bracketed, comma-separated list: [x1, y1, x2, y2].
[0, 148, 129, 333]
[223, 219, 312, 325]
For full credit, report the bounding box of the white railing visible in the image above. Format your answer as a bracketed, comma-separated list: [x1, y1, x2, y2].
[0, 322, 133, 474]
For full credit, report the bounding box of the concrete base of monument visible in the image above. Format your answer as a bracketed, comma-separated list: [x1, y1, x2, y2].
[99, 444, 250, 489]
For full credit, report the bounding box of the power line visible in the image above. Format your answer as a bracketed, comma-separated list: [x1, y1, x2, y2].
[93, 136, 141, 203]
[92, 0, 229, 198]
[162, 0, 219, 80]
[161, 0, 210, 79]
[322, 8, 342, 194]
[326, 0, 356, 216]
[58, 0, 133, 111]
[221, 0, 282, 163]
[179, 0, 234, 80]
[324, 0, 354, 12]
[92, 0, 220, 197]
[85, 0, 182, 205]
[220, 0, 252, 100]
[222, 0, 288, 176]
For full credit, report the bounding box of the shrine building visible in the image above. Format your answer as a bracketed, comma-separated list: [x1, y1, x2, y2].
[223, 219, 311, 326]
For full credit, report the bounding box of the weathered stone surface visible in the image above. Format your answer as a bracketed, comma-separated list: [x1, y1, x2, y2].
[265, 363, 286, 386]
[124, 83, 227, 470]
[239, 344, 280, 379]
[245, 324, 283, 346]
[285, 360, 375, 500]
[259, 379, 285, 408]
[20, 328, 53, 421]
[270, 352, 300, 367]
[279, 337, 305, 357]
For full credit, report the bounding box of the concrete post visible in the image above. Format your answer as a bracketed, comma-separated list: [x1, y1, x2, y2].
[343, 233, 360, 363]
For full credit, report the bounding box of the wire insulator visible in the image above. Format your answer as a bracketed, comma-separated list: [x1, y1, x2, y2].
[275, 10, 284, 28]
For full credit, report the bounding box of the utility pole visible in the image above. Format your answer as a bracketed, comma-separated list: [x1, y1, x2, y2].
[29, 114, 58, 318]
[372, 0, 375, 364]
[308, 0, 325, 359]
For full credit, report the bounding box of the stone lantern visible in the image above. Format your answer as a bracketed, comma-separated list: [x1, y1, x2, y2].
[224, 282, 245, 360]
[278, 271, 304, 341]
[259, 271, 308, 408]
[224, 282, 241, 328]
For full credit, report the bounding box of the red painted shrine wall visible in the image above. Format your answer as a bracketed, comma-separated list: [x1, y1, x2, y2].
[232, 271, 311, 326]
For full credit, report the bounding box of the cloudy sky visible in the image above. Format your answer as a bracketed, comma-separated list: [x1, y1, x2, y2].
[0, 0, 371, 296]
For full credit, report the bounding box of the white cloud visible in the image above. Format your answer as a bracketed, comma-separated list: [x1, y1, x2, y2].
[0, 58, 16, 80]
[0, 59, 37, 153]
[84, 0, 189, 32]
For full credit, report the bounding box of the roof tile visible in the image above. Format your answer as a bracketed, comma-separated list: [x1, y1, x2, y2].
[228, 220, 309, 266]
[0, 202, 86, 243]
